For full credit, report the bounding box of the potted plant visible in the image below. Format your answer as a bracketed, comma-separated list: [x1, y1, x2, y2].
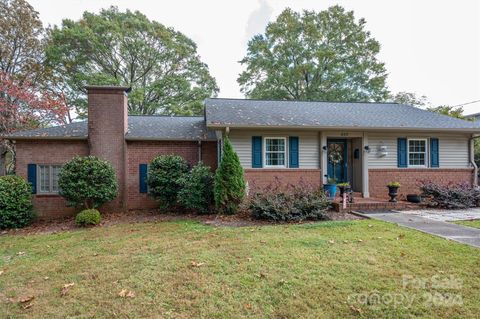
[337, 182, 351, 197]
[387, 182, 401, 202]
[323, 178, 337, 200]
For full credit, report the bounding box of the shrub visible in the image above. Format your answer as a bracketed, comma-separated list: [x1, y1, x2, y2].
[249, 181, 331, 222]
[387, 181, 401, 187]
[420, 181, 480, 209]
[148, 155, 189, 208]
[178, 163, 214, 213]
[75, 209, 101, 227]
[0, 175, 34, 229]
[59, 156, 118, 209]
[214, 137, 246, 214]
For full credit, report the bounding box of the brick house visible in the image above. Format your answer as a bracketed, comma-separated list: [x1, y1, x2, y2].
[5, 86, 480, 218]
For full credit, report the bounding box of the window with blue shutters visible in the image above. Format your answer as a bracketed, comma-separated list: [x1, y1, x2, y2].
[27, 164, 37, 194]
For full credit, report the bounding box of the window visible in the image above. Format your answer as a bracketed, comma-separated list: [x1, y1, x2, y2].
[408, 139, 427, 167]
[38, 165, 61, 194]
[264, 137, 286, 167]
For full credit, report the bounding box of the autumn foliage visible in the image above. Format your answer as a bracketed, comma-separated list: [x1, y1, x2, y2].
[0, 71, 68, 134]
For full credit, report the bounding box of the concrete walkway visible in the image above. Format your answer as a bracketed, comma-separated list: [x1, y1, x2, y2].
[358, 211, 480, 248]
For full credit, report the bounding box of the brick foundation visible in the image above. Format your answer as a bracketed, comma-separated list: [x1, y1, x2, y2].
[244, 169, 322, 193]
[15, 140, 89, 218]
[369, 168, 474, 199]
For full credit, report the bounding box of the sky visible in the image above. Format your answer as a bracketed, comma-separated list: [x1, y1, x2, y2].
[29, 0, 480, 114]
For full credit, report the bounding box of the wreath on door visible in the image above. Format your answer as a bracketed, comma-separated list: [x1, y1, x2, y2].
[328, 144, 343, 182]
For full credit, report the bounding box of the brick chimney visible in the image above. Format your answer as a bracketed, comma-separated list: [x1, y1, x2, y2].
[85, 86, 130, 211]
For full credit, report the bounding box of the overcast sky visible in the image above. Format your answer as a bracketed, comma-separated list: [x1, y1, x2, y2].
[30, 0, 480, 114]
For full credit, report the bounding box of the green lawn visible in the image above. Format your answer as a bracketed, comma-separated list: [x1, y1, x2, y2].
[454, 220, 480, 229]
[1, 220, 479, 318]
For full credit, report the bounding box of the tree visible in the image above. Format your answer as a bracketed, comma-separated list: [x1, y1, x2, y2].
[214, 137, 246, 214]
[0, 72, 68, 174]
[238, 6, 389, 102]
[58, 156, 118, 209]
[45, 6, 218, 117]
[390, 92, 428, 107]
[0, 0, 44, 83]
[427, 105, 466, 119]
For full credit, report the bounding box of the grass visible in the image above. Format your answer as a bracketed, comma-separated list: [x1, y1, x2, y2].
[453, 219, 480, 229]
[1, 219, 479, 318]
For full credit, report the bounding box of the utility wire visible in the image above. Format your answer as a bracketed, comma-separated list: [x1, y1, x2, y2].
[451, 99, 480, 108]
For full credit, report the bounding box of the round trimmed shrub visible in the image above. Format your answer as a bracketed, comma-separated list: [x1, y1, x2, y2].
[214, 137, 246, 214]
[147, 155, 189, 208]
[75, 209, 101, 227]
[178, 163, 214, 214]
[59, 156, 118, 209]
[0, 175, 34, 229]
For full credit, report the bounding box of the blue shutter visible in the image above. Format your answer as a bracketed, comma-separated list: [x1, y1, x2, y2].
[252, 136, 262, 168]
[430, 138, 439, 168]
[289, 136, 299, 168]
[397, 138, 407, 168]
[27, 164, 37, 194]
[139, 164, 148, 193]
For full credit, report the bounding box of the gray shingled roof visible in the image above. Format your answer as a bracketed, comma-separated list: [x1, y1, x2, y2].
[205, 98, 480, 131]
[5, 116, 216, 140]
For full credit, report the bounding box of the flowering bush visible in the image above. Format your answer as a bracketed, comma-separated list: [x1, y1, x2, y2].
[249, 179, 331, 222]
[419, 181, 480, 209]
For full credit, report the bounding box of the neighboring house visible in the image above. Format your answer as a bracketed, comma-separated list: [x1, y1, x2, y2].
[4, 86, 480, 218]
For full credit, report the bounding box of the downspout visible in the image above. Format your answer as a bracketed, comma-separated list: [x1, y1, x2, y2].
[198, 140, 202, 164]
[469, 135, 480, 186]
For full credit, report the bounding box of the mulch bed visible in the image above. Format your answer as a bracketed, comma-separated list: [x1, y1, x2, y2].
[1, 209, 363, 236]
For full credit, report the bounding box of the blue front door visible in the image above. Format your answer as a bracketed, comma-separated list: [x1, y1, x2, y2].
[327, 139, 347, 183]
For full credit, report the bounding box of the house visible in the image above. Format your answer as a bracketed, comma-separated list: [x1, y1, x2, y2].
[466, 112, 480, 121]
[5, 86, 480, 218]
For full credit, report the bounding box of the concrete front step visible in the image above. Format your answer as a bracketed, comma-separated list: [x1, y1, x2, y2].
[332, 200, 408, 213]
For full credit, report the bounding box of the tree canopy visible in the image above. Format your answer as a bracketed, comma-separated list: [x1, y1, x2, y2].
[45, 6, 218, 117]
[238, 6, 389, 102]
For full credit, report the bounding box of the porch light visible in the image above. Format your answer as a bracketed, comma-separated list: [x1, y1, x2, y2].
[322, 145, 327, 151]
[364, 145, 370, 152]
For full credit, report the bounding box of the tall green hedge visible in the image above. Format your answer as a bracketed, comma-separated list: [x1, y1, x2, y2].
[147, 155, 189, 208]
[214, 137, 246, 214]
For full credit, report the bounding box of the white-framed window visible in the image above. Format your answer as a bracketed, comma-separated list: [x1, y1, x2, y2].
[38, 165, 62, 194]
[264, 137, 287, 167]
[408, 139, 427, 167]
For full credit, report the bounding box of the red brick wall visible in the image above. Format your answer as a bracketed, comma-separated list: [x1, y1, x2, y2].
[15, 140, 89, 218]
[244, 169, 322, 194]
[87, 87, 128, 212]
[126, 140, 217, 210]
[369, 168, 474, 199]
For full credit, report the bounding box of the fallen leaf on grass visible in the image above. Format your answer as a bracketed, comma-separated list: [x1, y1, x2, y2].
[22, 302, 34, 309]
[44, 276, 49, 280]
[368, 224, 373, 228]
[400, 251, 406, 257]
[358, 239, 363, 242]
[349, 304, 363, 314]
[328, 240, 335, 244]
[260, 240, 267, 244]
[16, 252, 25, 256]
[0, 270, 4, 275]
[244, 303, 252, 309]
[19, 296, 34, 303]
[246, 257, 252, 262]
[256, 273, 267, 279]
[190, 261, 205, 267]
[343, 240, 348, 244]
[118, 289, 135, 298]
[61, 283, 75, 296]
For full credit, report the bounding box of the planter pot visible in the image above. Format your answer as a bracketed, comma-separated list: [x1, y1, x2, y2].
[387, 186, 399, 202]
[323, 184, 337, 200]
[406, 194, 422, 203]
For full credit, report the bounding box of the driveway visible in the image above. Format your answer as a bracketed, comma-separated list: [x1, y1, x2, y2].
[358, 211, 480, 248]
